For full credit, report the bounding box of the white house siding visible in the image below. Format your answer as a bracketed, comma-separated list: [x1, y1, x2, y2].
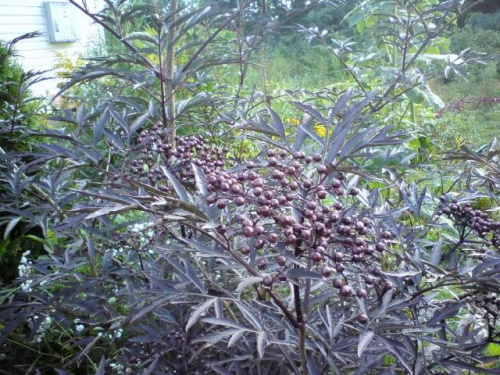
[0, 0, 104, 98]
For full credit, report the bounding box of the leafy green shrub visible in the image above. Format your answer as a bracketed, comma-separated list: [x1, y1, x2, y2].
[0, 33, 47, 283]
[448, 27, 500, 76]
[0, 33, 42, 144]
[466, 11, 500, 32]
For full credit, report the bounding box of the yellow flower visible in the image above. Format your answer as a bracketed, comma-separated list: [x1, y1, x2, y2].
[314, 124, 327, 138]
[292, 118, 300, 126]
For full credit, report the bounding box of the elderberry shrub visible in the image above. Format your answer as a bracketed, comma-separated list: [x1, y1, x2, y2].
[205, 148, 393, 307]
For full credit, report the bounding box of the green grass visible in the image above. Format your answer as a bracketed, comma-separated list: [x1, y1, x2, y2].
[429, 63, 500, 147]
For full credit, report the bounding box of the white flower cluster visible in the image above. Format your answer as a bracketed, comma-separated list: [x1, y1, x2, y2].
[109, 246, 126, 257]
[110, 362, 124, 372]
[18, 250, 34, 292]
[130, 222, 150, 233]
[95, 325, 123, 340]
[73, 318, 85, 334]
[18, 250, 31, 276]
[132, 223, 155, 243]
[33, 315, 53, 343]
[115, 328, 123, 338]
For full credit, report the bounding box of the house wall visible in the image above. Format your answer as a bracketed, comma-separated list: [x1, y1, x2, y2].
[0, 0, 104, 98]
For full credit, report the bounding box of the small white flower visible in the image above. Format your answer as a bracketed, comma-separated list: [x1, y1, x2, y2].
[76, 324, 85, 332]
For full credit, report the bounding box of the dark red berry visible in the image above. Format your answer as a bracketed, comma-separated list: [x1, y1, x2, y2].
[217, 199, 228, 209]
[243, 226, 254, 238]
[357, 313, 368, 324]
[276, 256, 287, 267]
[240, 245, 251, 255]
[356, 289, 368, 298]
[340, 285, 353, 297]
[317, 165, 328, 174]
[322, 267, 333, 277]
[257, 259, 268, 270]
[333, 279, 344, 289]
[262, 276, 273, 287]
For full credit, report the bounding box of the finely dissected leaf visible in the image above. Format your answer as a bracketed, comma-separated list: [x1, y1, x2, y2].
[85, 204, 138, 220]
[234, 302, 263, 331]
[378, 337, 414, 374]
[177, 98, 191, 115]
[76, 105, 87, 128]
[329, 88, 354, 119]
[161, 166, 189, 202]
[84, 232, 96, 264]
[325, 91, 376, 164]
[472, 258, 500, 278]
[191, 164, 208, 196]
[201, 318, 245, 330]
[123, 31, 158, 45]
[267, 107, 287, 143]
[430, 238, 443, 266]
[358, 331, 374, 357]
[257, 331, 267, 360]
[228, 329, 246, 348]
[332, 314, 345, 340]
[130, 296, 172, 323]
[93, 109, 109, 145]
[130, 109, 151, 136]
[142, 355, 160, 375]
[235, 277, 263, 293]
[39, 144, 80, 160]
[125, 178, 204, 214]
[96, 356, 106, 375]
[186, 298, 215, 331]
[164, 256, 206, 293]
[294, 113, 313, 151]
[291, 102, 326, 125]
[181, 238, 225, 257]
[70, 336, 100, 365]
[297, 121, 325, 147]
[427, 302, 464, 326]
[4, 217, 21, 240]
[74, 189, 138, 205]
[306, 352, 321, 375]
[235, 116, 277, 136]
[192, 329, 241, 345]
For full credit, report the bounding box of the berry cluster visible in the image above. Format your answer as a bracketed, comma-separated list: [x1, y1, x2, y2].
[204, 148, 393, 304]
[126, 125, 228, 190]
[463, 292, 500, 311]
[437, 197, 500, 248]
